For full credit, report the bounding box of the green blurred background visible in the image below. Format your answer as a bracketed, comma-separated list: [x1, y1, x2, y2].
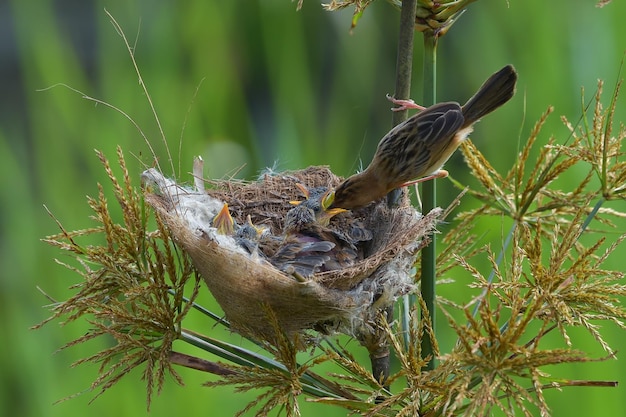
[3, 0, 626, 415]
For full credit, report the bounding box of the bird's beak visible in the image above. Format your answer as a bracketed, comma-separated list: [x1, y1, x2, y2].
[213, 203, 235, 235]
[316, 190, 347, 226]
[246, 215, 266, 236]
[296, 183, 310, 198]
[321, 189, 337, 210]
[246, 214, 253, 225]
[289, 183, 310, 205]
[326, 207, 348, 217]
[316, 206, 347, 226]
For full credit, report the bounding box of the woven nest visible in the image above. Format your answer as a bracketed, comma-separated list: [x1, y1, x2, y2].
[142, 165, 440, 345]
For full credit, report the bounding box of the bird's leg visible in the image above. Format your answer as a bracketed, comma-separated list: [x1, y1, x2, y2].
[386, 94, 426, 112]
[400, 170, 449, 187]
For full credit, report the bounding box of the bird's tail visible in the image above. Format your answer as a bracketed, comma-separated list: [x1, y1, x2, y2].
[462, 65, 518, 126]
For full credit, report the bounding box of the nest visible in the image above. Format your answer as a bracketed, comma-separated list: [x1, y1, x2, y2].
[142, 165, 440, 346]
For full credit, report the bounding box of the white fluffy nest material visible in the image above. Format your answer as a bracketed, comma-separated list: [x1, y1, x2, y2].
[142, 165, 441, 345]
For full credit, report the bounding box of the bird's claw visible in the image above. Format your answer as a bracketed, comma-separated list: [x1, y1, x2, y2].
[386, 94, 426, 112]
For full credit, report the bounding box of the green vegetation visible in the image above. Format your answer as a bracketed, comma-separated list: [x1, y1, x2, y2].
[3, 1, 626, 416]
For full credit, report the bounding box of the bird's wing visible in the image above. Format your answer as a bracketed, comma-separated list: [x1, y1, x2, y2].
[271, 240, 335, 277]
[374, 102, 464, 185]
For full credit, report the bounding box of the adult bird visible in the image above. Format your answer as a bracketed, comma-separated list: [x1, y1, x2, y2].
[327, 64, 518, 210]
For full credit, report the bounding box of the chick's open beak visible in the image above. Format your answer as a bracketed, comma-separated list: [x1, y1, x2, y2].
[321, 190, 338, 211]
[213, 203, 235, 235]
[289, 183, 311, 205]
[316, 190, 347, 226]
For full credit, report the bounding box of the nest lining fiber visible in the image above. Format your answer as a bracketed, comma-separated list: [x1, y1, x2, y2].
[142, 165, 440, 344]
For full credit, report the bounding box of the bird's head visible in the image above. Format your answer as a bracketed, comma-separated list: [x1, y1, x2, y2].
[327, 172, 383, 210]
[289, 184, 347, 228]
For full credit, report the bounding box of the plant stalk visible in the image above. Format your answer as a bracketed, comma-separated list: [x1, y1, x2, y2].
[420, 29, 438, 371]
[373, 0, 418, 392]
[391, 0, 418, 127]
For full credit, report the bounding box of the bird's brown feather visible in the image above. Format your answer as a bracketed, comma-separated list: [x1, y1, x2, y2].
[330, 65, 518, 210]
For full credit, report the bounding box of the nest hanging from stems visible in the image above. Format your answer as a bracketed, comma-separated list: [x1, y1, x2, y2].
[143, 163, 441, 345]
